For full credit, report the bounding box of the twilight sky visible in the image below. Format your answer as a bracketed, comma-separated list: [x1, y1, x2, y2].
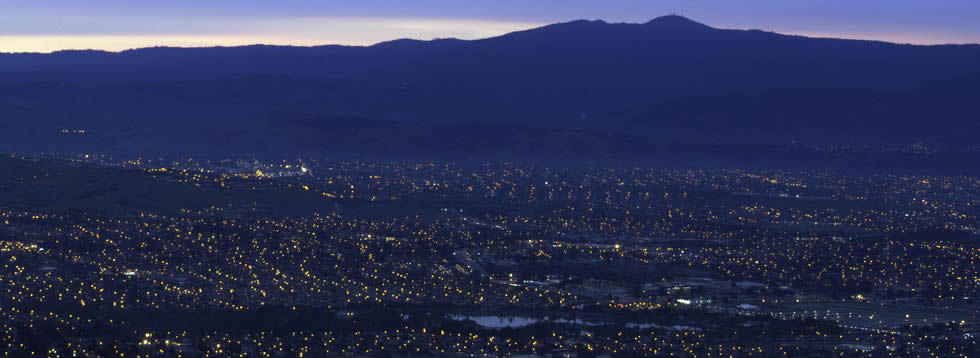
[1, 0, 978, 53]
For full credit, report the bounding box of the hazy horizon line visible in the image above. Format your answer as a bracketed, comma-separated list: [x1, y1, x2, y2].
[2, 16, 977, 54]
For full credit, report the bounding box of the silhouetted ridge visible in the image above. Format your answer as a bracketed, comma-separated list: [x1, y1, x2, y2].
[567, 19, 608, 25]
[0, 15, 979, 157]
[371, 37, 465, 50]
[644, 15, 713, 30]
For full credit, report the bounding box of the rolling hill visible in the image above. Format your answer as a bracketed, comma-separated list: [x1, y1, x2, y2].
[1, 15, 978, 159]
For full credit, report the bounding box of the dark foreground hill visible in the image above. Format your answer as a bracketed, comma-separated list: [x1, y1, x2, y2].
[1, 15, 978, 160]
[0, 156, 336, 216]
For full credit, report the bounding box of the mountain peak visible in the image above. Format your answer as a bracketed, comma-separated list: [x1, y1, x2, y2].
[644, 15, 712, 30]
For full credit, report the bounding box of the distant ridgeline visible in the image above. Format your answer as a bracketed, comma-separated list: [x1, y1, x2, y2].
[0, 16, 978, 167]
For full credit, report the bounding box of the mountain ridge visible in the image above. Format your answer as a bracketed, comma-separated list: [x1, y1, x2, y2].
[0, 15, 978, 162]
[3, 15, 978, 56]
